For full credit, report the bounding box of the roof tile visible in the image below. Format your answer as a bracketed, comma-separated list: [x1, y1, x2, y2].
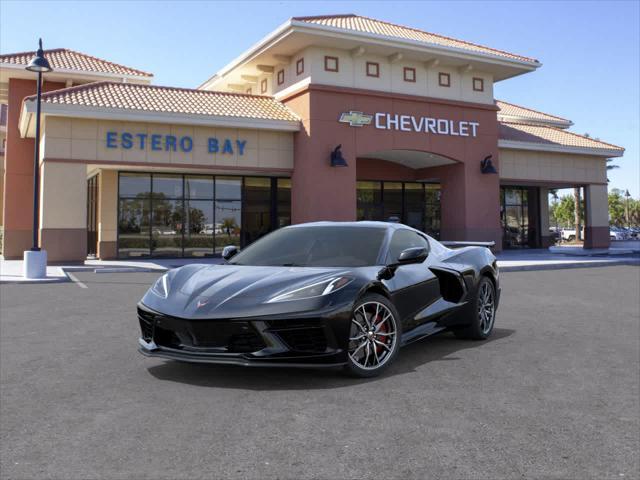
[293, 14, 538, 64]
[497, 100, 571, 126]
[0, 48, 152, 78]
[499, 122, 623, 152]
[28, 81, 299, 122]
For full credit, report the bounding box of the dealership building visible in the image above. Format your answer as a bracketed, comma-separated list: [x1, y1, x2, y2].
[0, 14, 624, 261]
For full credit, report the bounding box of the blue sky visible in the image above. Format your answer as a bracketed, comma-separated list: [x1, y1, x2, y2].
[1, 0, 638, 196]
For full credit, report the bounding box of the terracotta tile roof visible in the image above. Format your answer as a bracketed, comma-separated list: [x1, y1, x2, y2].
[27, 81, 299, 122]
[499, 122, 624, 153]
[293, 14, 538, 64]
[496, 100, 571, 126]
[0, 48, 152, 78]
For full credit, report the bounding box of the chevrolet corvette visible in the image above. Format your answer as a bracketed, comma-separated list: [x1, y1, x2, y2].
[137, 221, 500, 377]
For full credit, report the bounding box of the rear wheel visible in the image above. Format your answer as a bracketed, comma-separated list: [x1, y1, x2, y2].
[345, 294, 401, 378]
[454, 277, 496, 340]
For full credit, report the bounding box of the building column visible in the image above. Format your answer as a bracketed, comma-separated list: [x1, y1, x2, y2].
[98, 170, 118, 259]
[2, 78, 65, 259]
[426, 161, 502, 251]
[539, 187, 553, 247]
[39, 161, 87, 262]
[286, 91, 357, 224]
[584, 184, 610, 249]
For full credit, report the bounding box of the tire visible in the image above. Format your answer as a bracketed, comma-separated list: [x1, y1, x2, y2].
[567, 235, 575, 242]
[454, 276, 497, 340]
[344, 293, 402, 378]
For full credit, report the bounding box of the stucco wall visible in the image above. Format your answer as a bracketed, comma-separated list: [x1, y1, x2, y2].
[273, 46, 494, 105]
[499, 148, 607, 184]
[41, 117, 294, 171]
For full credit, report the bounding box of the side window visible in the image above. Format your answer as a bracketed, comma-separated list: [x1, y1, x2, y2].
[386, 230, 430, 264]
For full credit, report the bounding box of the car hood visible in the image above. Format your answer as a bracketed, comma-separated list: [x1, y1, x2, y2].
[141, 264, 358, 319]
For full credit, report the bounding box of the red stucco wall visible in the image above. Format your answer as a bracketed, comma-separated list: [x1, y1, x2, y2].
[2, 78, 66, 259]
[283, 84, 502, 248]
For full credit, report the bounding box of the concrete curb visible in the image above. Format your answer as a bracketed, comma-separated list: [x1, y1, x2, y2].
[499, 259, 640, 272]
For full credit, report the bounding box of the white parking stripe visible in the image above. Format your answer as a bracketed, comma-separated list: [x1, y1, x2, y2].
[66, 272, 88, 289]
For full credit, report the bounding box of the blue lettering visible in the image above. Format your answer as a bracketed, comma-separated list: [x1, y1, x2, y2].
[208, 138, 219, 153]
[165, 135, 177, 151]
[151, 134, 162, 151]
[136, 133, 147, 149]
[236, 140, 246, 155]
[180, 136, 193, 152]
[222, 139, 233, 154]
[106, 131, 117, 148]
[121, 132, 133, 149]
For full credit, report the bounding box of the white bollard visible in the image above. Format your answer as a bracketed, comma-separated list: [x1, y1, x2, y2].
[23, 250, 48, 279]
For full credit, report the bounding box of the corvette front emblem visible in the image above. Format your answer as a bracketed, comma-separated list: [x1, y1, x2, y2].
[196, 299, 209, 309]
[339, 111, 373, 127]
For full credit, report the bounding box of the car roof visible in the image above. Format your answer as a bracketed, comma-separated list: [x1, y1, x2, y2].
[286, 220, 405, 230]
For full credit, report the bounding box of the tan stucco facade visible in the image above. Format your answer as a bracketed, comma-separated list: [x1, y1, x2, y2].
[499, 148, 607, 185]
[42, 117, 294, 171]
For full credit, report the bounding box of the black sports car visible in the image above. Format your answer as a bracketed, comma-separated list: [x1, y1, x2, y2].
[138, 222, 500, 377]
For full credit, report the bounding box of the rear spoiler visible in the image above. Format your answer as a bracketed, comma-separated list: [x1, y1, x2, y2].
[440, 241, 496, 249]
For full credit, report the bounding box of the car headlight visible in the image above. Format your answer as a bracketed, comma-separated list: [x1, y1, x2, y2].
[268, 276, 353, 303]
[151, 273, 170, 298]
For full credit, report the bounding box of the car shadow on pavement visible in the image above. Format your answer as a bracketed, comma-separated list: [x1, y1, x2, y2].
[146, 327, 515, 390]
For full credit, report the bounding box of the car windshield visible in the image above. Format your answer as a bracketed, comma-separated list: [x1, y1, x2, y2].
[229, 226, 386, 267]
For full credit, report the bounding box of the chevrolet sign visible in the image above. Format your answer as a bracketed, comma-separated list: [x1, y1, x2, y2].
[339, 111, 480, 137]
[338, 111, 373, 127]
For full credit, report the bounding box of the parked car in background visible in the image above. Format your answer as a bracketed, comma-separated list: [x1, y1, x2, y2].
[610, 227, 629, 241]
[561, 228, 584, 242]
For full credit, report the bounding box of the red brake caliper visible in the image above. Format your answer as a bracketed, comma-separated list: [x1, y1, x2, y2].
[375, 314, 387, 354]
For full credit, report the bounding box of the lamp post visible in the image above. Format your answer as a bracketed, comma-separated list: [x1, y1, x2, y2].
[23, 39, 52, 279]
[625, 189, 631, 230]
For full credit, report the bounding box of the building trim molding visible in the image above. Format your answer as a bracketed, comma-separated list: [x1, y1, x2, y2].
[277, 82, 500, 111]
[498, 140, 623, 158]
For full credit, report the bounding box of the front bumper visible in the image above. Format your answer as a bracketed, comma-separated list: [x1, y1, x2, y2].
[136, 303, 351, 367]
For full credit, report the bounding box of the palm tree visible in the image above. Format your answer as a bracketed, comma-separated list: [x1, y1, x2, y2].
[606, 158, 619, 182]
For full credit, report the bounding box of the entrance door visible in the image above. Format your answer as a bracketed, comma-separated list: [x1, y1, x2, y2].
[87, 175, 99, 257]
[500, 186, 540, 248]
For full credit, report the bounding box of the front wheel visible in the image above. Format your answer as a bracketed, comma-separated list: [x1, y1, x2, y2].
[345, 294, 401, 378]
[454, 277, 497, 340]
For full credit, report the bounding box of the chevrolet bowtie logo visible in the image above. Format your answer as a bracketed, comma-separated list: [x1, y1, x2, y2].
[339, 111, 373, 127]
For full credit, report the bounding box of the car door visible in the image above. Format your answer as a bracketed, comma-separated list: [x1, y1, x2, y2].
[382, 229, 441, 332]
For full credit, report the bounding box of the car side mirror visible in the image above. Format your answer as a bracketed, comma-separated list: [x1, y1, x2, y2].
[222, 245, 239, 261]
[397, 246, 428, 264]
[377, 247, 429, 280]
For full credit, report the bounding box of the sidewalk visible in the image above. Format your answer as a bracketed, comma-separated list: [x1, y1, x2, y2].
[2, 249, 638, 284]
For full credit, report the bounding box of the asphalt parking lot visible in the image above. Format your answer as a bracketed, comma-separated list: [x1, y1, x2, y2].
[1, 266, 639, 480]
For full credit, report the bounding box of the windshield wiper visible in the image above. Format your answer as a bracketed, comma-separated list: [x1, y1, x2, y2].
[280, 263, 305, 267]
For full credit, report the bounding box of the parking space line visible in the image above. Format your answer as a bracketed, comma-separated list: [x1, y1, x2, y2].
[66, 272, 88, 289]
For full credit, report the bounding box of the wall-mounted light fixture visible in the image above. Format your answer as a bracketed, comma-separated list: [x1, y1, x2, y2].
[480, 155, 497, 174]
[330, 144, 348, 167]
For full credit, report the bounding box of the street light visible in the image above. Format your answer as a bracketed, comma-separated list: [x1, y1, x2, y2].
[625, 189, 631, 229]
[23, 39, 52, 279]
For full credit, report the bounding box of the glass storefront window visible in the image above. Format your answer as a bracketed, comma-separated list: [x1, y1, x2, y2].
[118, 197, 151, 257]
[153, 174, 183, 198]
[277, 178, 291, 228]
[151, 199, 184, 257]
[404, 183, 425, 231]
[357, 181, 382, 221]
[184, 199, 215, 257]
[119, 173, 151, 197]
[356, 180, 441, 238]
[243, 177, 272, 246]
[117, 173, 290, 258]
[185, 176, 214, 200]
[501, 186, 538, 249]
[215, 201, 241, 253]
[383, 182, 403, 223]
